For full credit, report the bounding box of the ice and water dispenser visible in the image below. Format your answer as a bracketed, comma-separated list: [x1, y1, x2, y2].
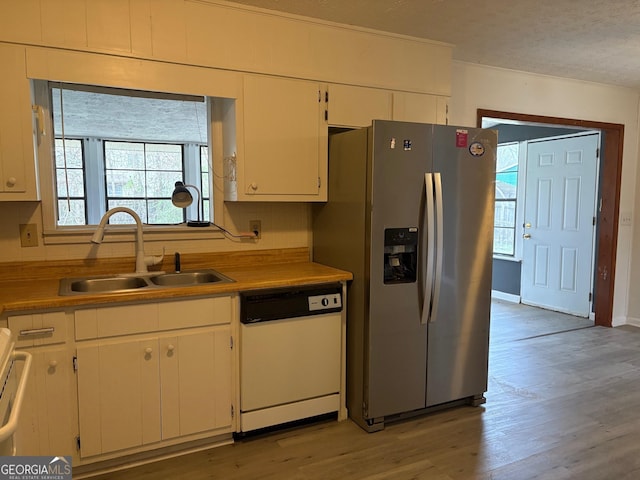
[383, 227, 418, 284]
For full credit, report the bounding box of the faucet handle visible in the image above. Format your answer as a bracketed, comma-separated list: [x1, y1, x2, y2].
[144, 247, 164, 269]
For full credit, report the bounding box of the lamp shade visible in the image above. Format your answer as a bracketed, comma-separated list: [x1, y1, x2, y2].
[171, 181, 193, 208]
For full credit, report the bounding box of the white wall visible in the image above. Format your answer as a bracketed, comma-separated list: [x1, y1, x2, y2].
[449, 61, 640, 326]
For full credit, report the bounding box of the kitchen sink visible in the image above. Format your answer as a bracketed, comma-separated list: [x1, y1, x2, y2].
[59, 269, 234, 295]
[67, 276, 149, 294]
[149, 270, 232, 286]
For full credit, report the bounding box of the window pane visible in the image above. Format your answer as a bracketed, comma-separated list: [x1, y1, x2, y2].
[146, 171, 183, 197]
[57, 200, 86, 226]
[146, 144, 182, 170]
[56, 168, 85, 197]
[496, 143, 519, 173]
[107, 200, 148, 223]
[493, 227, 515, 256]
[147, 199, 184, 224]
[200, 146, 210, 199]
[105, 142, 145, 170]
[55, 139, 83, 168]
[106, 170, 146, 197]
[496, 172, 517, 199]
[495, 200, 516, 228]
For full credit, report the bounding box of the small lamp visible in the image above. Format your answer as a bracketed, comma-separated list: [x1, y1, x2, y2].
[171, 181, 210, 227]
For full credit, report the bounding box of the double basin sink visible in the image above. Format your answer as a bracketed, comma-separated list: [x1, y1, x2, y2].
[59, 269, 234, 296]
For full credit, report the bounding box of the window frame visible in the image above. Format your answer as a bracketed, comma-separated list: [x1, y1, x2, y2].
[34, 80, 226, 245]
[493, 141, 526, 262]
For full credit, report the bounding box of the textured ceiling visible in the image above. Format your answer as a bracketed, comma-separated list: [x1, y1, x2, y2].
[227, 0, 640, 90]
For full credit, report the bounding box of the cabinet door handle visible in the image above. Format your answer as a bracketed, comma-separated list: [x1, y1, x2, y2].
[20, 327, 55, 336]
[144, 347, 153, 354]
[167, 344, 175, 352]
[49, 360, 58, 368]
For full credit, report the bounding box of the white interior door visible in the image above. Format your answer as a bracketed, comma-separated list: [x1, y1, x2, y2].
[521, 133, 599, 317]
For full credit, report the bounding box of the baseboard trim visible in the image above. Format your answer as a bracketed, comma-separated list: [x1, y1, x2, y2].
[491, 290, 520, 304]
[624, 317, 640, 328]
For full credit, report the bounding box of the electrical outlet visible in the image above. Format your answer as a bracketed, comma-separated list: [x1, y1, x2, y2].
[620, 211, 632, 226]
[19, 223, 39, 247]
[249, 220, 261, 239]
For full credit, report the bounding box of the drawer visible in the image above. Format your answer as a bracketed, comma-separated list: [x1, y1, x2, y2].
[8, 312, 68, 347]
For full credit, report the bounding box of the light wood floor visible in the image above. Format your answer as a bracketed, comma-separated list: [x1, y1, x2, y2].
[91, 301, 640, 479]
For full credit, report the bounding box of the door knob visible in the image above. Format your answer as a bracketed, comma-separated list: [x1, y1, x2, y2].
[524, 223, 531, 228]
[523, 233, 531, 239]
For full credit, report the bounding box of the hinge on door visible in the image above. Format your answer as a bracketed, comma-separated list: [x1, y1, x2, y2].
[231, 405, 235, 418]
[76, 436, 81, 451]
[318, 177, 321, 189]
[325, 91, 329, 103]
[73, 355, 78, 372]
[325, 110, 328, 121]
[596, 147, 600, 158]
[593, 216, 596, 226]
[230, 336, 233, 350]
[589, 292, 593, 302]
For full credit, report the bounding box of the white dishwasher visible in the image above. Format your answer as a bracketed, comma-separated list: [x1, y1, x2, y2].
[239, 283, 343, 433]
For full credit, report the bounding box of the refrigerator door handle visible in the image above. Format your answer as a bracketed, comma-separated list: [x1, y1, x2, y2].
[421, 173, 436, 325]
[431, 172, 444, 323]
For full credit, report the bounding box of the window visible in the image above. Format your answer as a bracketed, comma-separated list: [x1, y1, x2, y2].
[50, 84, 210, 227]
[494, 142, 519, 256]
[55, 138, 86, 225]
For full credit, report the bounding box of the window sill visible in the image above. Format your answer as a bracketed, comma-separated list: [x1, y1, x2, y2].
[43, 224, 226, 245]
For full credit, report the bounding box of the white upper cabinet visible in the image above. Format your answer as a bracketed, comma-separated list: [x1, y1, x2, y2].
[0, 43, 38, 200]
[227, 75, 328, 201]
[392, 92, 449, 125]
[327, 84, 392, 128]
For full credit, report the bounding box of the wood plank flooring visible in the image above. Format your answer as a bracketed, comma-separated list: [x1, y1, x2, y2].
[89, 301, 640, 479]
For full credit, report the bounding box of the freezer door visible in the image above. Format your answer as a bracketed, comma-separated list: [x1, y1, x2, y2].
[426, 125, 496, 407]
[366, 120, 432, 419]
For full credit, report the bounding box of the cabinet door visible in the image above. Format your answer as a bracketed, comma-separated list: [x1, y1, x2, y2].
[160, 326, 232, 439]
[392, 92, 448, 124]
[328, 84, 391, 127]
[240, 75, 327, 200]
[14, 347, 76, 457]
[76, 338, 161, 457]
[0, 43, 38, 199]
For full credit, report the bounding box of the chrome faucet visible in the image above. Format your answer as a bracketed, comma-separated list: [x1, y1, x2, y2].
[91, 207, 163, 274]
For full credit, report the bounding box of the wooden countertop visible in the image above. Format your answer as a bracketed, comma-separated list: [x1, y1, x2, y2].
[0, 248, 352, 315]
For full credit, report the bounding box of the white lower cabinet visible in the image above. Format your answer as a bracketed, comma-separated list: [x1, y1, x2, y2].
[5, 295, 235, 464]
[74, 296, 234, 459]
[8, 312, 76, 457]
[76, 325, 233, 458]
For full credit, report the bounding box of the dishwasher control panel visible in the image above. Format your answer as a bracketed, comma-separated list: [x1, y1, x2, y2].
[308, 293, 342, 311]
[240, 283, 343, 323]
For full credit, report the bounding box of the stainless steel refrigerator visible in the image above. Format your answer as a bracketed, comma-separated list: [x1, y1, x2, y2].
[313, 120, 497, 432]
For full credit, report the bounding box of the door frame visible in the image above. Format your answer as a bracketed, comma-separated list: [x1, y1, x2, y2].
[477, 109, 624, 327]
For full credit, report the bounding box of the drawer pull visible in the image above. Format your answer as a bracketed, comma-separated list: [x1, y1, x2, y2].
[19, 327, 55, 336]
